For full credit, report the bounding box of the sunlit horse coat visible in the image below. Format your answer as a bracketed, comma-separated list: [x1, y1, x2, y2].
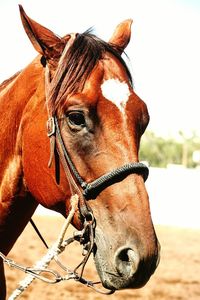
[0, 6, 160, 299]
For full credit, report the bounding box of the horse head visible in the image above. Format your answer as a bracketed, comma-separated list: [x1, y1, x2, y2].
[19, 6, 160, 291]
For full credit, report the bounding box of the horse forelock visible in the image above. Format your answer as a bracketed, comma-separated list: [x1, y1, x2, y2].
[47, 30, 133, 113]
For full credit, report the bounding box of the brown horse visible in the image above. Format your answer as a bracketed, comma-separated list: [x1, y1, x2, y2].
[0, 6, 160, 299]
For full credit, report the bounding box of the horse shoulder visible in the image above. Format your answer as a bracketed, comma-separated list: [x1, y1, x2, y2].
[0, 57, 44, 253]
[0, 57, 43, 179]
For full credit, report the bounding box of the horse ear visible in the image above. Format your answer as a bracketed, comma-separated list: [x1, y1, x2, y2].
[19, 5, 66, 60]
[109, 19, 133, 54]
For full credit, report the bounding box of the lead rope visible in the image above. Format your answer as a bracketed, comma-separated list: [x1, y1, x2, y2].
[7, 195, 79, 300]
[3, 193, 114, 299]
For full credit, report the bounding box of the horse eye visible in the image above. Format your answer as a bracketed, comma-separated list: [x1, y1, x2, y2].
[67, 112, 86, 128]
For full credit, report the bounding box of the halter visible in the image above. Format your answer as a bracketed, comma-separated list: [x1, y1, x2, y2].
[47, 115, 149, 202]
[45, 52, 149, 217]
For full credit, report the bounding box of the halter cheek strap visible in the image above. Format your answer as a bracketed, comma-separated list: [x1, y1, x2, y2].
[45, 64, 91, 219]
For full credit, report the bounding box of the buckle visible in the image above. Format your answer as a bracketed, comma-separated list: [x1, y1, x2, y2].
[47, 117, 55, 137]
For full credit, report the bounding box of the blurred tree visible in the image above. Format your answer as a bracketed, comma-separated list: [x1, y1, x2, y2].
[139, 131, 200, 168]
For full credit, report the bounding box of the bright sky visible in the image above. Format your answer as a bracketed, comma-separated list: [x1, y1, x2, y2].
[0, 0, 200, 137]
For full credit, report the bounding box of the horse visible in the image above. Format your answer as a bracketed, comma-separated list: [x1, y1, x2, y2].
[0, 5, 160, 299]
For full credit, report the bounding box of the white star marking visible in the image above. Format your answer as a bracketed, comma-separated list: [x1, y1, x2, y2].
[101, 78, 130, 113]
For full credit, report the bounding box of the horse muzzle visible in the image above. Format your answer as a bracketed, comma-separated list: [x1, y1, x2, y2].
[93, 227, 160, 290]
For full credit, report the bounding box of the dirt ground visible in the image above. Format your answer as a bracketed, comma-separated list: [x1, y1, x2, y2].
[4, 216, 200, 300]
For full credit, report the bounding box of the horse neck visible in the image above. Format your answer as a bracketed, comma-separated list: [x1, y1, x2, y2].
[0, 56, 44, 180]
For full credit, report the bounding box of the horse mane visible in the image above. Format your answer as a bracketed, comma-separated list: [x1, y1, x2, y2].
[0, 71, 21, 93]
[48, 30, 133, 113]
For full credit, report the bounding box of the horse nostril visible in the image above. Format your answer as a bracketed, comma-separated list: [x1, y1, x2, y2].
[114, 247, 139, 278]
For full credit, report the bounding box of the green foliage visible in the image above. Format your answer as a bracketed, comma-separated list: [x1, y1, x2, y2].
[139, 131, 200, 168]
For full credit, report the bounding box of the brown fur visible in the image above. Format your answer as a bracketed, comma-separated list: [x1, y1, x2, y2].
[0, 7, 159, 299]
